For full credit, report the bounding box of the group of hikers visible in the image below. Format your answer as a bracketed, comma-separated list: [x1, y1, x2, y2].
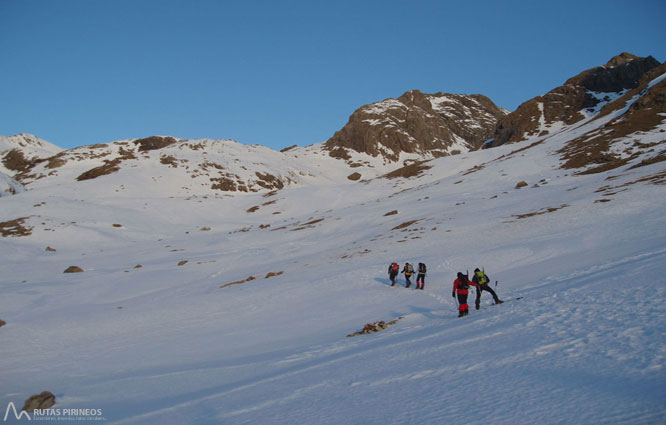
[388, 263, 503, 317]
[388, 262, 427, 290]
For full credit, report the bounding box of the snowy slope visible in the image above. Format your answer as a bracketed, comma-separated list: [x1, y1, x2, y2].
[1, 85, 666, 423]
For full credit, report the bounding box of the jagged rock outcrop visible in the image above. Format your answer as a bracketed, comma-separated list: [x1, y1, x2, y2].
[22, 391, 55, 412]
[490, 53, 662, 147]
[557, 61, 666, 174]
[325, 90, 508, 162]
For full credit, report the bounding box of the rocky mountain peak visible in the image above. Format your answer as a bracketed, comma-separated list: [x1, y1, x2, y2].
[324, 90, 507, 162]
[605, 52, 640, 68]
[490, 53, 662, 147]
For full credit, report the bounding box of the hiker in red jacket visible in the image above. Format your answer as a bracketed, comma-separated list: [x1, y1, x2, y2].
[452, 272, 477, 317]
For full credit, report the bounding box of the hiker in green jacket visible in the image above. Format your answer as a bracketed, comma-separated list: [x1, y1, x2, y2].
[472, 268, 503, 309]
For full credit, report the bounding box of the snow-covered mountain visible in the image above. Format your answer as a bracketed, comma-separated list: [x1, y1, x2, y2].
[325, 90, 507, 161]
[1, 54, 665, 424]
[0, 133, 63, 174]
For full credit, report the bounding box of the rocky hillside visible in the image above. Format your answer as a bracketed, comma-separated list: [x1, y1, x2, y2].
[490, 53, 662, 148]
[1, 134, 62, 196]
[0, 134, 414, 198]
[324, 90, 508, 162]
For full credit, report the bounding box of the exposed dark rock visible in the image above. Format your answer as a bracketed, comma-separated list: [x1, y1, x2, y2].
[133, 136, 177, 152]
[347, 172, 362, 181]
[63, 266, 84, 273]
[491, 53, 662, 147]
[22, 391, 55, 412]
[347, 317, 403, 337]
[558, 61, 666, 174]
[325, 90, 507, 162]
[2, 149, 33, 172]
[0, 217, 33, 237]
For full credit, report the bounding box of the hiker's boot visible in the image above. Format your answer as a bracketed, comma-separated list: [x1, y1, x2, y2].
[495, 299, 503, 305]
[475, 302, 480, 310]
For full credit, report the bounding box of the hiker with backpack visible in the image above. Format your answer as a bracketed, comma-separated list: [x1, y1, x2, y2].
[416, 262, 426, 290]
[472, 268, 503, 309]
[388, 262, 399, 286]
[452, 272, 477, 317]
[401, 262, 414, 288]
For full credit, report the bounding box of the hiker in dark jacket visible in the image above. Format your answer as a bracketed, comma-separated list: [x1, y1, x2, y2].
[452, 272, 477, 317]
[388, 262, 399, 286]
[472, 268, 503, 309]
[416, 262, 426, 290]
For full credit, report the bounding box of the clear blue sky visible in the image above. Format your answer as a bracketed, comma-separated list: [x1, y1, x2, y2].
[1, 0, 665, 150]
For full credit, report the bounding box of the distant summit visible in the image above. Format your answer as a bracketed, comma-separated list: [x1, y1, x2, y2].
[324, 90, 507, 162]
[490, 53, 662, 147]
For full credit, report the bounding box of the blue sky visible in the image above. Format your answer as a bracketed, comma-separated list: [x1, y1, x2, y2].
[1, 0, 665, 150]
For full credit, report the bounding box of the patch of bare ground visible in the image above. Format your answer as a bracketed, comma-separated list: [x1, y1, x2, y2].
[382, 161, 432, 179]
[160, 155, 179, 167]
[44, 153, 68, 169]
[247, 205, 260, 213]
[211, 172, 250, 192]
[133, 136, 177, 152]
[280, 145, 298, 152]
[255, 172, 284, 190]
[177, 260, 188, 266]
[347, 172, 362, 181]
[384, 210, 398, 216]
[628, 151, 666, 169]
[328, 147, 352, 160]
[463, 165, 484, 175]
[1, 149, 33, 172]
[347, 317, 403, 337]
[594, 169, 666, 196]
[292, 218, 324, 231]
[618, 170, 666, 187]
[511, 204, 569, 220]
[392, 219, 422, 231]
[76, 158, 123, 181]
[0, 217, 33, 237]
[220, 275, 256, 289]
[265, 271, 284, 278]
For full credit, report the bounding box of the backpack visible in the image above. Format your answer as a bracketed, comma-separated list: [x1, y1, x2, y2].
[476, 271, 488, 285]
[458, 275, 469, 290]
[418, 263, 426, 274]
[390, 263, 399, 273]
[406, 263, 414, 274]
